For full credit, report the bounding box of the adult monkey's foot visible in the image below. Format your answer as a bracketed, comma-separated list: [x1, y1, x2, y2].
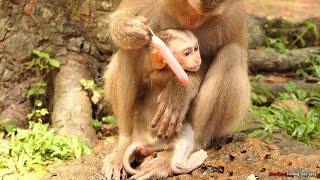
[103, 153, 126, 180]
[129, 151, 173, 180]
[102, 137, 130, 180]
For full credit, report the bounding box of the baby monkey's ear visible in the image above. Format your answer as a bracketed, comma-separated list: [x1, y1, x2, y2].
[150, 45, 166, 69]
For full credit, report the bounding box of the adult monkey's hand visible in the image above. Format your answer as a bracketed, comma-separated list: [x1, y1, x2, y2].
[109, 10, 150, 49]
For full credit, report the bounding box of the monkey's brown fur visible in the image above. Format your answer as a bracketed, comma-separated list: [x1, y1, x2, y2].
[103, 0, 250, 179]
[121, 29, 204, 176]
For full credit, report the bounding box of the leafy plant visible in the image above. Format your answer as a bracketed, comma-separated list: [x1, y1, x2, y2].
[264, 19, 319, 53]
[251, 85, 275, 106]
[0, 122, 90, 176]
[80, 79, 103, 104]
[28, 50, 60, 77]
[250, 105, 320, 145]
[296, 51, 320, 79]
[278, 82, 308, 100]
[264, 37, 288, 53]
[92, 116, 117, 129]
[27, 50, 61, 122]
[250, 81, 320, 146]
[28, 81, 47, 107]
[27, 108, 49, 122]
[27, 81, 48, 122]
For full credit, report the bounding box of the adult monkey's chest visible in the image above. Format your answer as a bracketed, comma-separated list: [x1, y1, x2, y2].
[192, 18, 226, 59]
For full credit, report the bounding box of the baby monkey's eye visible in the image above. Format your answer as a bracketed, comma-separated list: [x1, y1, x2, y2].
[194, 46, 199, 51]
[184, 50, 191, 57]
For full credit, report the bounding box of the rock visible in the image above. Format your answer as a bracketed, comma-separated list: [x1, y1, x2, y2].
[246, 14, 267, 49]
[274, 99, 309, 114]
[67, 37, 85, 52]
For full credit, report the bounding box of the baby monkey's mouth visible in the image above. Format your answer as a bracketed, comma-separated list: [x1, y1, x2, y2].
[185, 66, 200, 72]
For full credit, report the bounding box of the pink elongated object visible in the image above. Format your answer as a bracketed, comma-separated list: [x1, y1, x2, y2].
[148, 27, 189, 85]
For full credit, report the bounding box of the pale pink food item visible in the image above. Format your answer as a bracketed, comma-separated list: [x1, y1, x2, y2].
[148, 27, 190, 85]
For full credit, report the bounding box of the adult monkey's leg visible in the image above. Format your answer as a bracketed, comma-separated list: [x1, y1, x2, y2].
[190, 43, 251, 149]
[103, 50, 144, 179]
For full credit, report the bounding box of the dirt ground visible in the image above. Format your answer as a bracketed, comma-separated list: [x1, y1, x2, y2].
[45, 133, 319, 180]
[245, 0, 320, 21]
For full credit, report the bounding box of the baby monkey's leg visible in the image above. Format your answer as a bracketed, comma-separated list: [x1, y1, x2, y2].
[171, 124, 207, 174]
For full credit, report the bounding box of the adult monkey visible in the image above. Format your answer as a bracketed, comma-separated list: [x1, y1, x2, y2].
[103, 0, 250, 179]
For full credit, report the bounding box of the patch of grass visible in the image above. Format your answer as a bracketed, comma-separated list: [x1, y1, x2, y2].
[264, 19, 319, 53]
[251, 84, 275, 106]
[250, 82, 320, 146]
[250, 105, 320, 145]
[296, 51, 320, 79]
[0, 122, 90, 176]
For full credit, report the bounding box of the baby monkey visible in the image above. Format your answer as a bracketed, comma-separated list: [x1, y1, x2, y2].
[150, 29, 201, 72]
[123, 29, 206, 175]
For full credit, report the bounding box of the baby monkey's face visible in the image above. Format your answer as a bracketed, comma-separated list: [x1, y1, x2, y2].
[169, 39, 202, 72]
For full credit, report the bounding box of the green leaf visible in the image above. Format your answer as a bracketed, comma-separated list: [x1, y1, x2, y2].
[48, 59, 61, 68]
[39, 108, 49, 116]
[32, 50, 50, 59]
[102, 116, 117, 126]
[284, 82, 296, 92]
[249, 129, 264, 138]
[34, 99, 43, 107]
[313, 65, 320, 78]
[27, 88, 37, 97]
[92, 119, 102, 129]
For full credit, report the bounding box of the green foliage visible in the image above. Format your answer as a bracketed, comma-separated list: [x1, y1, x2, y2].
[250, 105, 320, 145]
[0, 122, 90, 175]
[264, 19, 319, 53]
[278, 82, 320, 110]
[278, 82, 307, 100]
[264, 37, 288, 53]
[92, 116, 117, 129]
[252, 92, 268, 106]
[254, 74, 266, 81]
[296, 51, 320, 79]
[27, 50, 60, 122]
[27, 108, 49, 122]
[27, 81, 47, 99]
[251, 84, 275, 106]
[27, 81, 48, 122]
[80, 79, 103, 104]
[28, 50, 60, 77]
[250, 82, 320, 146]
